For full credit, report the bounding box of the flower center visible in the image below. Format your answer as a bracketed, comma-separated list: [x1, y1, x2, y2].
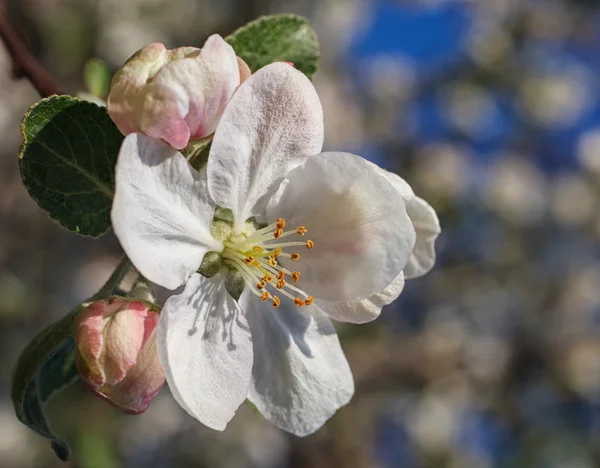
[221, 218, 315, 308]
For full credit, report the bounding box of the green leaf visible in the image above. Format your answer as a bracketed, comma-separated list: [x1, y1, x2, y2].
[12, 308, 82, 461]
[226, 14, 319, 79]
[19, 95, 123, 237]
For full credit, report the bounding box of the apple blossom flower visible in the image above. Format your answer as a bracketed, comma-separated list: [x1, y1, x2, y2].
[107, 35, 249, 150]
[111, 63, 439, 435]
[73, 298, 165, 414]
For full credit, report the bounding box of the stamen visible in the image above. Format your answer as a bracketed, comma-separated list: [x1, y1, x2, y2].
[222, 218, 315, 309]
[284, 282, 310, 298]
[256, 259, 283, 278]
[263, 241, 307, 249]
[242, 221, 280, 241]
[240, 230, 297, 247]
[223, 257, 263, 298]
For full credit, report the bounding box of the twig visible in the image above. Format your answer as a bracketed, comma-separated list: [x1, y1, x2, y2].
[0, 3, 62, 96]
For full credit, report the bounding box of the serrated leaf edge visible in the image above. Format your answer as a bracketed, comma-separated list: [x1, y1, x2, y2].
[226, 13, 320, 78]
[19, 95, 115, 198]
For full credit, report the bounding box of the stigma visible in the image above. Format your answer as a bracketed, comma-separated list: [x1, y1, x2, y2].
[221, 218, 314, 308]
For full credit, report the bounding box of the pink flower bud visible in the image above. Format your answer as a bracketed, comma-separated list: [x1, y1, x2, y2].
[107, 35, 250, 149]
[74, 298, 165, 414]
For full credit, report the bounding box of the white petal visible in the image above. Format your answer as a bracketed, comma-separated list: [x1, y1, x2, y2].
[366, 164, 440, 278]
[157, 272, 253, 430]
[241, 290, 354, 436]
[316, 271, 405, 324]
[207, 62, 324, 230]
[111, 133, 222, 290]
[266, 152, 416, 301]
[403, 196, 440, 278]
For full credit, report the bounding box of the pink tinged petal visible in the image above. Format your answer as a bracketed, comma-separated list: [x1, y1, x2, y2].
[101, 302, 150, 384]
[193, 34, 241, 137]
[136, 83, 191, 149]
[100, 330, 166, 414]
[241, 290, 354, 436]
[266, 152, 416, 302]
[237, 57, 252, 83]
[367, 164, 441, 279]
[207, 62, 324, 230]
[139, 35, 240, 148]
[108, 36, 239, 149]
[74, 299, 165, 414]
[111, 133, 222, 290]
[107, 43, 171, 136]
[316, 271, 405, 324]
[74, 301, 108, 386]
[157, 273, 253, 430]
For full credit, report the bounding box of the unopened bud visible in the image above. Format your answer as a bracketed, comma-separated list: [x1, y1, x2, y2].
[107, 35, 251, 149]
[74, 298, 165, 414]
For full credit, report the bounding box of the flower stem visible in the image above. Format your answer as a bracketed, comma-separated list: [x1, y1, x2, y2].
[91, 256, 132, 300]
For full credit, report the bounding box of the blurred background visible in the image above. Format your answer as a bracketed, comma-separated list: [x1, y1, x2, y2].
[3, 0, 600, 466]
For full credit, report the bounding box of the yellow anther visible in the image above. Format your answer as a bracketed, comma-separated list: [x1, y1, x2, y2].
[244, 255, 254, 264]
[276, 218, 286, 229]
[272, 247, 282, 256]
[261, 292, 271, 301]
[276, 271, 286, 281]
[305, 240, 315, 249]
[268, 256, 278, 267]
[264, 274, 273, 282]
[291, 271, 301, 282]
[273, 228, 283, 239]
[256, 282, 265, 290]
[251, 260, 260, 267]
[252, 246, 265, 253]
[305, 296, 314, 306]
[291, 253, 300, 261]
[272, 296, 281, 308]
[276, 279, 286, 289]
[296, 226, 308, 235]
[294, 297, 305, 307]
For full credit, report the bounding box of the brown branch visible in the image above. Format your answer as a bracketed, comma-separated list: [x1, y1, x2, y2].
[0, 3, 62, 97]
